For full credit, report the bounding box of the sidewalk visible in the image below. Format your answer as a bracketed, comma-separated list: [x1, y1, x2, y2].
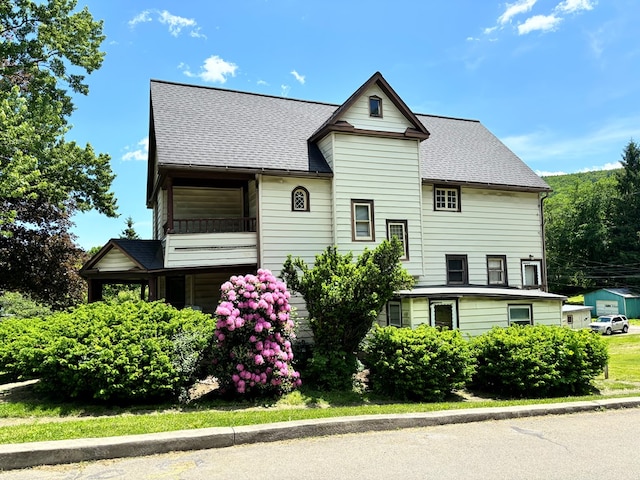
[1, 396, 639, 471]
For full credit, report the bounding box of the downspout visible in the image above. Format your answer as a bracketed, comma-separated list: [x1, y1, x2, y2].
[540, 192, 549, 292]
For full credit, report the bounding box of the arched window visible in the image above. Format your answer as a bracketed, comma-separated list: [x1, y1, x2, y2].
[291, 186, 310, 212]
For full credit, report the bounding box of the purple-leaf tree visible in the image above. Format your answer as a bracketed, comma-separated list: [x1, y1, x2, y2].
[212, 269, 301, 397]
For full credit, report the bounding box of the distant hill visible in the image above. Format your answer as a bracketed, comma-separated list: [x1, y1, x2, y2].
[542, 169, 619, 195]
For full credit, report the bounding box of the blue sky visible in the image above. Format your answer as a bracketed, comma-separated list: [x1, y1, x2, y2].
[67, 0, 640, 250]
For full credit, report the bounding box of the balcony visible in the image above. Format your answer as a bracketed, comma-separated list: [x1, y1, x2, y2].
[167, 217, 257, 234]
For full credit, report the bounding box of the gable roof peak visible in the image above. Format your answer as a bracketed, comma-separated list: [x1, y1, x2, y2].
[308, 71, 430, 143]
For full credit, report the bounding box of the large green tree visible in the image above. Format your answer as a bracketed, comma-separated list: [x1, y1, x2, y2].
[281, 239, 414, 390]
[611, 140, 640, 284]
[0, 0, 116, 307]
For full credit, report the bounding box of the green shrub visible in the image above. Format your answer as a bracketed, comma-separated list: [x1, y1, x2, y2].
[470, 325, 609, 398]
[0, 301, 216, 402]
[363, 325, 474, 401]
[0, 291, 52, 319]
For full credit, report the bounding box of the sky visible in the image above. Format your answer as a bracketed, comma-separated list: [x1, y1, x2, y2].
[66, 0, 640, 250]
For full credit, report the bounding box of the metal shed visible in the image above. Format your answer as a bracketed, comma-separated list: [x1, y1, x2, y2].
[561, 305, 593, 329]
[583, 288, 640, 319]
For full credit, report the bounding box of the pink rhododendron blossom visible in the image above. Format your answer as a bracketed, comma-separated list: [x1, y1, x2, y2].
[213, 269, 300, 396]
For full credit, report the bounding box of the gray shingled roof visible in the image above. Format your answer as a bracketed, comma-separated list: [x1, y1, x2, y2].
[150, 79, 550, 191]
[110, 239, 164, 271]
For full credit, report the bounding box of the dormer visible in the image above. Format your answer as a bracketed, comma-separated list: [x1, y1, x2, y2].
[309, 72, 430, 144]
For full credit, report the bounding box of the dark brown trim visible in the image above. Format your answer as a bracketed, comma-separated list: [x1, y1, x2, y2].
[291, 186, 310, 212]
[351, 199, 375, 242]
[423, 179, 552, 194]
[308, 71, 430, 143]
[386, 219, 409, 261]
[486, 255, 508, 287]
[446, 254, 468, 285]
[311, 124, 429, 143]
[434, 185, 461, 212]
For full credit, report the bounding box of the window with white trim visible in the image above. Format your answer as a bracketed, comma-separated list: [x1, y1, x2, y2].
[435, 186, 460, 211]
[387, 220, 408, 260]
[487, 255, 507, 286]
[508, 304, 533, 326]
[446, 255, 468, 285]
[387, 301, 402, 327]
[352, 200, 374, 241]
[291, 186, 309, 212]
[521, 260, 542, 288]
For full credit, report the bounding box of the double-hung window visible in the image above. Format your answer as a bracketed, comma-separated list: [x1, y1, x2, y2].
[352, 200, 374, 241]
[387, 220, 408, 260]
[435, 186, 460, 211]
[446, 255, 468, 285]
[508, 304, 533, 326]
[487, 255, 507, 286]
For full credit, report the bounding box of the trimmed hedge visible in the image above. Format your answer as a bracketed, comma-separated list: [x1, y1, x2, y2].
[363, 325, 474, 401]
[0, 301, 216, 402]
[470, 325, 609, 397]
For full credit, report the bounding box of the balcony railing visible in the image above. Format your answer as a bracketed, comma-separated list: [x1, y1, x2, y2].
[167, 217, 257, 234]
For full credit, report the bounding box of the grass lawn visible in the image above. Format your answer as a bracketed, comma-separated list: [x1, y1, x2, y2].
[1, 331, 639, 445]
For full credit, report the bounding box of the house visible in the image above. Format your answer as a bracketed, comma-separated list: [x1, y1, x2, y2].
[561, 305, 592, 329]
[81, 72, 565, 337]
[584, 288, 640, 318]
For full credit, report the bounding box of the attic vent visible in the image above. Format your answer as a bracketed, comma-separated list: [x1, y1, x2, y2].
[369, 96, 382, 117]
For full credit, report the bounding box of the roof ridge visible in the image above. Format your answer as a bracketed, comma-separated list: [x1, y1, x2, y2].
[150, 78, 340, 109]
[416, 112, 480, 123]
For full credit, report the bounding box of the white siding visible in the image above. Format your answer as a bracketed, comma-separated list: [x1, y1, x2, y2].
[164, 232, 257, 268]
[155, 190, 167, 240]
[94, 249, 138, 272]
[401, 297, 562, 337]
[422, 186, 543, 287]
[258, 175, 333, 276]
[318, 135, 334, 171]
[332, 133, 424, 276]
[340, 85, 413, 133]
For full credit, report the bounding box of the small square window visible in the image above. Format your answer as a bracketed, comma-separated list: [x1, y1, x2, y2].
[446, 255, 468, 285]
[352, 199, 375, 241]
[435, 186, 460, 211]
[369, 96, 382, 117]
[509, 305, 532, 326]
[387, 220, 408, 260]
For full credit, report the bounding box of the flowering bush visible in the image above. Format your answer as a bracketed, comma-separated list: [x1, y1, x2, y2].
[212, 269, 301, 397]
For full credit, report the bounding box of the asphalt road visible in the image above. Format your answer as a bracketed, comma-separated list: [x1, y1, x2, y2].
[2, 408, 639, 480]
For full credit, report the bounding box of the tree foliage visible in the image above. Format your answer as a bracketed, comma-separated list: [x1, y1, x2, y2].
[0, 0, 116, 306]
[281, 238, 414, 389]
[544, 140, 640, 293]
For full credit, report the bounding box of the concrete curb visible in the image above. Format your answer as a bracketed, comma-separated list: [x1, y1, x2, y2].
[1, 397, 639, 471]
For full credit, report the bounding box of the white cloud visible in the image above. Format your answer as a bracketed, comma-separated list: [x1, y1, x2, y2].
[128, 10, 152, 27]
[556, 0, 596, 14]
[122, 138, 149, 162]
[257, 79, 269, 86]
[518, 14, 562, 34]
[290, 70, 305, 84]
[498, 0, 538, 25]
[182, 55, 238, 84]
[128, 9, 205, 38]
[280, 84, 291, 97]
[501, 116, 640, 171]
